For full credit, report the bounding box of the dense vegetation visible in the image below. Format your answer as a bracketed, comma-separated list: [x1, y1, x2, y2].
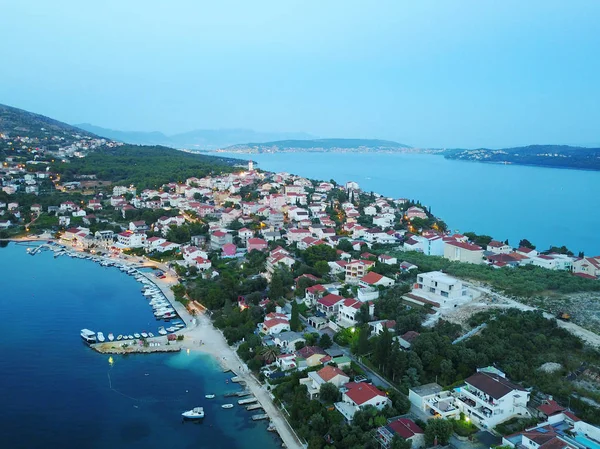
[389, 251, 600, 297]
[52, 145, 239, 189]
[356, 297, 600, 424]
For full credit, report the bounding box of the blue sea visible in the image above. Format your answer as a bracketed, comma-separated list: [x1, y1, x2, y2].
[225, 152, 600, 255]
[0, 242, 281, 449]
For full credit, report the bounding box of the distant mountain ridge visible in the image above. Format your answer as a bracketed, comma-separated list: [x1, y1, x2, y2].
[225, 138, 411, 153]
[75, 123, 315, 149]
[1, 104, 97, 139]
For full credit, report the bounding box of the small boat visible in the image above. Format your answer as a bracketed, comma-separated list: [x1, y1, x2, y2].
[134, 333, 141, 339]
[158, 327, 167, 335]
[148, 332, 154, 338]
[182, 407, 204, 420]
[141, 332, 148, 338]
[205, 394, 215, 399]
[97, 332, 106, 343]
[128, 335, 134, 340]
[221, 404, 234, 409]
[80, 329, 96, 344]
[166, 327, 176, 332]
[108, 333, 115, 341]
[117, 335, 123, 341]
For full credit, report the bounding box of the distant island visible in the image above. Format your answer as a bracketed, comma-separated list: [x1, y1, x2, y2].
[220, 138, 415, 153]
[444, 144, 600, 171]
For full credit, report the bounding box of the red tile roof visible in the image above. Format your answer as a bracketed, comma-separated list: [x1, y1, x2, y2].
[387, 418, 424, 439]
[360, 271, 384, 285]
[446, 240, 483, 251]
[317, 365, 348, 382]
[318, 294, 344, 307]
[344, 382, 387, 405]
[537, 400, 565, 416]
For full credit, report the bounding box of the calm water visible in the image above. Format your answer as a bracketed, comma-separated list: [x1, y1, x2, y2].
[226, 152, 600, 255]
[0, 242, 280, 449]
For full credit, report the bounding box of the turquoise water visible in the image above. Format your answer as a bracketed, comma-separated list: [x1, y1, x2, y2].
[226, 152, 600, 254]
[0, 242, 280, 449]
[575, 434, 600, 449]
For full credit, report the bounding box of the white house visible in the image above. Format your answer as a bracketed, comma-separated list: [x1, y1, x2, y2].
[359, 272, 395, 288]
[454, 368, 530, 428]
[413, 271, 468, 304]
[487, 240, 513, 254]
[336, 382, 391, 421]
[117, 231, 146, 248]
[302, 365, 350, 399]
[375, 418, 426, 449]
[378, 254, 397, 265]
[146, 236, 167, 251]
[260, 312, 291, 335]
[316, 294, 345, 317]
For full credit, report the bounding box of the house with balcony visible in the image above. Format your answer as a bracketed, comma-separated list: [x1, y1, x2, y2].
[444, 240, 485, 264]
[304, 284, 327, 306]
[455, 368, 530, 428]
[316, 294, 345, 317]
[301, 365, 350, 399]
[345, 259, 375, 285]
[487, 240, 513, 254]
[210, 230, 233, 251]
[413, 271, 468, 305]
[409, 383, 460, 419]
[359, 271, 395, 288]
[336, 382, 391, 422]
[375, 418, 425, 449]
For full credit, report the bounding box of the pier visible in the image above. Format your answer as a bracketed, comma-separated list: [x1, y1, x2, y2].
[91, 341, 182, 354]
[251, 414, 269, 421]
[246, 404, 263, 411]
[238, 396, 257, 405]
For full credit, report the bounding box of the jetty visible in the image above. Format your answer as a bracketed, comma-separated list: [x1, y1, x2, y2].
[231, 376, 244, 383]
[238, 396, 257, 405]
[246, 404, 263, 411]
[91, 341, 182, 354]
[251, 414, 269, 421]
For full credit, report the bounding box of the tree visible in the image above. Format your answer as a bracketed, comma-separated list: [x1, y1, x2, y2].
[319, 383, 340, 403]
[259, 345, 280, 364]
[424, 418, 454, 446]
[269, 271, 285, 299]
[390, 436, 412, 449]
[314, 260, 330, 276]
[304, 244, 337, 266]
[519, 238, 536, 249]
[356, 324, 370, 355]
[318, 333, 333, 349]
[290, 301, 301, 331]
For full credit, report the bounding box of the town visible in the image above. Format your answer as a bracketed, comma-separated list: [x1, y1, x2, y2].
[2, 129, 600, 449]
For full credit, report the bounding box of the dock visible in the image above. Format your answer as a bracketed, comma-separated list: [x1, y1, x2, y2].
[251, 414, 269, 421]
[238, 396, 257, 405]
[246, 404, 263, 411]
[91, 340, 181, 354]
[231, 376, 245, 383]
[224, 390, 249, 398]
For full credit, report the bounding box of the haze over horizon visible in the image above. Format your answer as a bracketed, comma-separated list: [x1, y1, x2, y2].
[1, 1, 599, 149]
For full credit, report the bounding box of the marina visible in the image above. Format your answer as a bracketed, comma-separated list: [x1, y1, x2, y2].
[238, 396, 257, 405]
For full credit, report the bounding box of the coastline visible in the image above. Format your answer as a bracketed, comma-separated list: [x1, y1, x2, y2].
[29, 238, 303, 449]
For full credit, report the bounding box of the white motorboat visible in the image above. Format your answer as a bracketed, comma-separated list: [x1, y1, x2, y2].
[128, 335, 134, 340]
[141, 332, 148, 338]
[97, 332, 106, 343]
[158, 327, 167, 335]
[108, 333, 115, 341]
[205, 394, 215, 399]
[148, 332, 154, 338]
[221, 404, 234, 409]
[117, 335, 123, 341]
[134, 333, 141, 339]
[182, 407, 204, 420]
[166, 327, 177, 332]
[80, 329, 96, 344]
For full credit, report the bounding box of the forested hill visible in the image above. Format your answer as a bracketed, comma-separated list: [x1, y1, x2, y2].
[444, 144, 600, 170]
[225, 138, 411, 152]
[53, 145, 240, 189]
[0, 103, 96, 140]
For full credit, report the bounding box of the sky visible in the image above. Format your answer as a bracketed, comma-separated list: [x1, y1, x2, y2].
[0, 0, 599, 148]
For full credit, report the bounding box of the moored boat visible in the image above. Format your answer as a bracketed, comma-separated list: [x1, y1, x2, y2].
[108, 333, 115, 341]
[158, 327, 167, 335]
[205, 394, 215, 399]
[141, 332, 148, 338]
[128, 334, 134, 340]
[97, 332, 106, 343]
[80, 329, 96, 344]
[148, 332, 154, 337]
[117, 335, 123, 341]
[182, 407, 204, 420]
[221, 404, 234, 409]
[134, 333, 141, 339]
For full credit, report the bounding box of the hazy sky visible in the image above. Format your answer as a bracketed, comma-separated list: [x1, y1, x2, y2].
[1, 0, 599, 148]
